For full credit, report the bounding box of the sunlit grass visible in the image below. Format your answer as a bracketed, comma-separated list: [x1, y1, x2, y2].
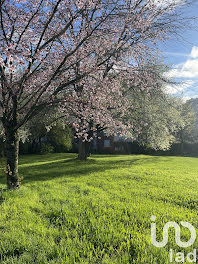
[0, 153, 198, 263]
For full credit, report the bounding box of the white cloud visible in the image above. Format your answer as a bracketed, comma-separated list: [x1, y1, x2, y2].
[190, 46, 198, 59]
[182, 59, 198, 77]
[165, 80, 195, 94]
[164, 46, 198, 98]
[153, 0, 184, 8]
[166, 58, 198, 79]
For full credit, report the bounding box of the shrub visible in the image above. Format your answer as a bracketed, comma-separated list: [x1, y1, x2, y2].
[40, 143, 54, 154]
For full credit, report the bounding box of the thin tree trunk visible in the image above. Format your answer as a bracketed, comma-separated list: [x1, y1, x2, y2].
[5, 128, 20, 189]
[78, 138, 90, 160]
[180, 130, 184, 156]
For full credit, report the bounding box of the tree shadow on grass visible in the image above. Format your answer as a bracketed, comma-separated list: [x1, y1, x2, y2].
[0, 187, 7, 205]
[0, 154, 176, 185]
[20, 158, 140, 184]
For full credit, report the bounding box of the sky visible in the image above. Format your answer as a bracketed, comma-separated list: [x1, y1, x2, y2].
[159, 0, 198, 100]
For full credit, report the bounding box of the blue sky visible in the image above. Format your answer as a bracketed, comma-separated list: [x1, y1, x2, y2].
[159, 1, 198, 100]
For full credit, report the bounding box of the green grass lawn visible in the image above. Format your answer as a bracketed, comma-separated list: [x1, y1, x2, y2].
[0, 153, 198, 263]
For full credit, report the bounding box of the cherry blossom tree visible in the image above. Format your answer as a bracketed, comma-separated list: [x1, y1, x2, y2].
[0, 0, 195, 188]
[66, 59, 176, 159]
[65, 69, 132, 160]
[64, 61, 163, 159]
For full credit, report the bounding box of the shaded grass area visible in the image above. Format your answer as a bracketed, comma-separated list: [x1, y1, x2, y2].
[0, 154, 198, 263]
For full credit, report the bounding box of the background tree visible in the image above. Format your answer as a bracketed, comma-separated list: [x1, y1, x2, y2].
[47, 122, 73, 153]
[176, 99, 196, 154]
[122, 60, 190, 151]
[19, 108, 73, 154]
[133, 94, 186, 151]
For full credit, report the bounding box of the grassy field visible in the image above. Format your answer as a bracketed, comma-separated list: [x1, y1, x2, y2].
[0, 153, 198, 263]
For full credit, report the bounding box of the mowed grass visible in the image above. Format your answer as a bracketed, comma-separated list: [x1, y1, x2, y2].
[0, 154, 198, 263]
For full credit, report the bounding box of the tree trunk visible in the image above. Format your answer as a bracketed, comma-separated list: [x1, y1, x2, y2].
[180, 130, 184, 156]
[5, 128, 20, 189]
[78, 138, 91, 160]
[180, 142, 184, 156]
